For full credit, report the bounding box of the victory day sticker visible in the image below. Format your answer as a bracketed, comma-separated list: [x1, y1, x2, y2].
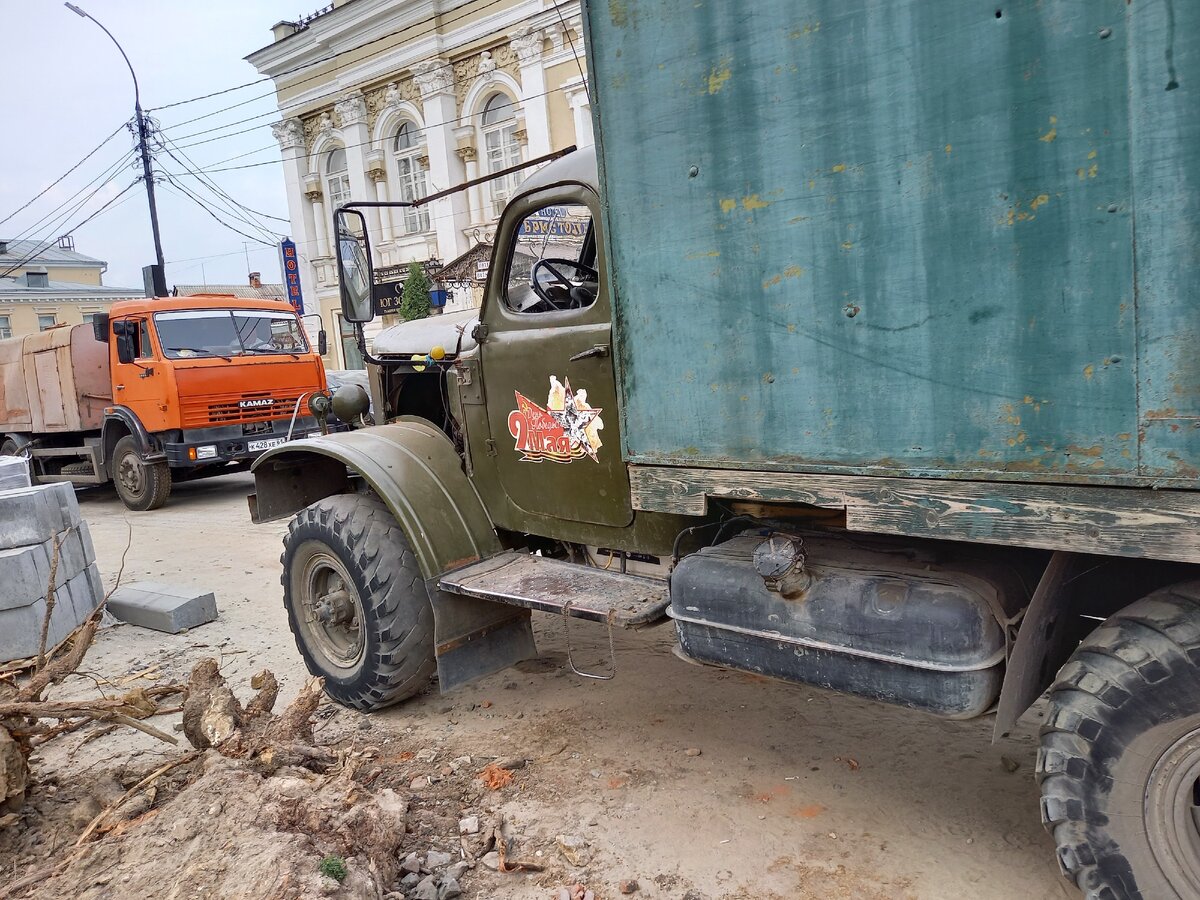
[508, 376, 604, 463]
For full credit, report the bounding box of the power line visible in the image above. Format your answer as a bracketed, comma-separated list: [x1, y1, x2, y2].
[158, 181, 278, 248]
[159, 135, 288, 235]
[7, 146, 138, 246]
[159, 167, 279, 244]
[0, 181, 140, 279]
[156, 0, 580, 149]
[0, 119, 131, 229]
[150, 0, 517, 116]
[172, 80, 577, 178]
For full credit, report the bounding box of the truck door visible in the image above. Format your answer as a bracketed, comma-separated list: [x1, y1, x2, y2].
[479, 186, 633, 527]
[111, 316, 169, 431]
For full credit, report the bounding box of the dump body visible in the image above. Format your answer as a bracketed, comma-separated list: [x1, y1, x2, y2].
[584, 0, 1199, 486]
[0, 325, 110, 433]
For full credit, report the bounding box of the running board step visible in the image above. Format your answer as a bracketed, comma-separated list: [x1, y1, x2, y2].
[438, 552, 669, 627]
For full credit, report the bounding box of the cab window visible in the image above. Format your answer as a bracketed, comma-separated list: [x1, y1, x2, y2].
[505, 202, 597, 314]
[136, 319, 154, 359]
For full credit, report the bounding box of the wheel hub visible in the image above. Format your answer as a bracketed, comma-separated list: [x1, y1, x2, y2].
[297, 550, 365, 671]
[117, 456, 143, 495]
[1146, 727, 1200, 896]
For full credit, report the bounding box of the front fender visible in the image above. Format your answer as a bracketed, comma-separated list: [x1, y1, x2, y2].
[250, 420, 501, 579]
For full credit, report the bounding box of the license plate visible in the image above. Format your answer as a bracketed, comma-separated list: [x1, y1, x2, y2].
[248, 437, 288, 453]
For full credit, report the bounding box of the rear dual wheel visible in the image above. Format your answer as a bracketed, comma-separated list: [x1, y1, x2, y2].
[1039, 583, 1200, 899]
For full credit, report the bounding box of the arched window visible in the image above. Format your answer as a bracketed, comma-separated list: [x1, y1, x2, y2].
[480, 93, 522, 217]
[325, 147, 351, 211]
[393, 121, 430, 234]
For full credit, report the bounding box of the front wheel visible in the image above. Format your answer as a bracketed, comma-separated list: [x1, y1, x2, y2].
[1038, 583, 1200, 900]
[111, 435, 171, 511]
[280, 494, 436, 710]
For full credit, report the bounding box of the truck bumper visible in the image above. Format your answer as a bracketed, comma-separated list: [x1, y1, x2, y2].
[165, 419, 320, 467]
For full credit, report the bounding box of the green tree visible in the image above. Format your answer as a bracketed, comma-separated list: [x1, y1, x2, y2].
[399, 261, 431, 322]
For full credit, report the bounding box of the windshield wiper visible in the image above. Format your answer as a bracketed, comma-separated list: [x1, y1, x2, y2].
[167, 346, 232, 361]
[240, 347, 300, 359]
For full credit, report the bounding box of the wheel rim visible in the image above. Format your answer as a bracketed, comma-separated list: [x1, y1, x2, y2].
[294, 545, 365, 673]
[117, 453, 144, 498]
[1146, 726, 1200, 895]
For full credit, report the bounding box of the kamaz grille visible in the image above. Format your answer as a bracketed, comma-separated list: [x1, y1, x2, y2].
[180, 391, 303, 428]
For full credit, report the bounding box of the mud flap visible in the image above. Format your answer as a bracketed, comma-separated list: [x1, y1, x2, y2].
[430, 587, 537, 692]
[993, 550, 1092, 740]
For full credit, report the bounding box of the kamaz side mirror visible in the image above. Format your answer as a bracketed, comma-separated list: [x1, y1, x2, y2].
[115, 329, 135, 365]
[334, 209, 374, 324]
[92, 312, 110, 342]
[318, 329, 328, 357]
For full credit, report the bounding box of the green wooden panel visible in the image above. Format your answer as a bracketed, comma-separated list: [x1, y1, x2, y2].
[586, 0, 1196, 485]
[1129, 0, 1200, 479]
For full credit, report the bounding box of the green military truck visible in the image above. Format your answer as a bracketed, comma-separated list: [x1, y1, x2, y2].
[251, 2, 1199, 896]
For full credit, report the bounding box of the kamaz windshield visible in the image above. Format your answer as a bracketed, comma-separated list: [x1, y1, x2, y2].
[154, 309, 308, 359]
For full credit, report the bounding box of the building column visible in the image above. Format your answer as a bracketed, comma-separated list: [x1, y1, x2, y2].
[415, 59, 469, 262]
[335, 90, 373, 219]
[510, 27, 550, 158]
[454, 127, 483, 225]
[365, 150, 394, 246]
[563, 76, 593, 146]
[305, 179, 328, 259]
[271, 118, 319, 309]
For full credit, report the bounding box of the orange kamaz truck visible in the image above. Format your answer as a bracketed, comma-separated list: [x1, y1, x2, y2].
[0, 294, 327, 510]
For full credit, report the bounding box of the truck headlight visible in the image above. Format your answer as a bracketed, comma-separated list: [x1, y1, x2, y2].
[195, 445, 218, 460]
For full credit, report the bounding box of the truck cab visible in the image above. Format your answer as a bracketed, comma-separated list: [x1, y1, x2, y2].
[250, 0, 1200, 891]
[1, 294, 327, 510]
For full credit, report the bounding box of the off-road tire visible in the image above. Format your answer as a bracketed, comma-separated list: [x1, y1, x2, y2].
[281, 494, 436, 710]
[1038, 582, 1200, 900]
[0, 438, 19, 457]
[111, 435, 171, 511]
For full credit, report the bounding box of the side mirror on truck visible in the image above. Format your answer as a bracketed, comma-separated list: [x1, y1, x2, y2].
[318, 330, 328, 356]
[334, 209, 374, 324]
[91, 312, 110, 343]
[112, 320, 135, 365]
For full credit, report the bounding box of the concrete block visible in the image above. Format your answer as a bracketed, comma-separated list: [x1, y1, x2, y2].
[0, 526, 94, 611]
[106, 581, 217, 634]
[0, 483, 78, 550]
[0, 456, 30, 492]
[0, 542, 50, 611]
[0, 568, 94, 663]
[83, 562, 105, 613]
[78, 520, 96, 564]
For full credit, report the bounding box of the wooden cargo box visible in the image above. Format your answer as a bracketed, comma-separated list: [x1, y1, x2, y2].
[0, 325, 111, 434]
[585, 0, 1198, 488]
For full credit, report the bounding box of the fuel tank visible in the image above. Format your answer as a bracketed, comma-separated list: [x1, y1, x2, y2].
[670, 531, 1036, 718]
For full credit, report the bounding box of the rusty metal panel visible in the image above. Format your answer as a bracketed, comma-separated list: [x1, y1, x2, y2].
[439, 551, 669, 627]
[585, 0, 1197, 487]
[0, 336, 33, 430]
[68, 324, 111, 430]
[32, 350, 67, 430]
[6, 325, 110, 434]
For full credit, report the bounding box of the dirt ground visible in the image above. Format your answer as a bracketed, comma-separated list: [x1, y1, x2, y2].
[9, 472, 1073, 899]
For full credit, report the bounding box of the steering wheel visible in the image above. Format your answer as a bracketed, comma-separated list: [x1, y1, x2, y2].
[530, 258, 599, 310]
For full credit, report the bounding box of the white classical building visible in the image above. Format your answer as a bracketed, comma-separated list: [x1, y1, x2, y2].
[248, 0, 590, 368]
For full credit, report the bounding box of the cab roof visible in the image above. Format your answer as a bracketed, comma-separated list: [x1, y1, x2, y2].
[108, 294, 298, 317]
[516, 145, 598, 196]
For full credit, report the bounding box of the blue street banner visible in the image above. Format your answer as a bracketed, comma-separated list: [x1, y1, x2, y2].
[280, 239, 304, 314]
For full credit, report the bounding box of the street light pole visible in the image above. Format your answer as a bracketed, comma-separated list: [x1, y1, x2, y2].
[64, 2, 167, 297]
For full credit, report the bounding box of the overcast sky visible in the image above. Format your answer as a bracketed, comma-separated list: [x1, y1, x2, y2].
[1, 1, 304, 290]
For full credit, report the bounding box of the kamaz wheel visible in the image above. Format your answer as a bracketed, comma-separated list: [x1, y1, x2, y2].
[1038, 583, 1200, 899]
[111, 435, 171, 511]
[281, 493, 436, 710]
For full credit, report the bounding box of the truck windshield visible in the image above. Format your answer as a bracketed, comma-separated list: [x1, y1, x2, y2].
[153, 309, 309, 359]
